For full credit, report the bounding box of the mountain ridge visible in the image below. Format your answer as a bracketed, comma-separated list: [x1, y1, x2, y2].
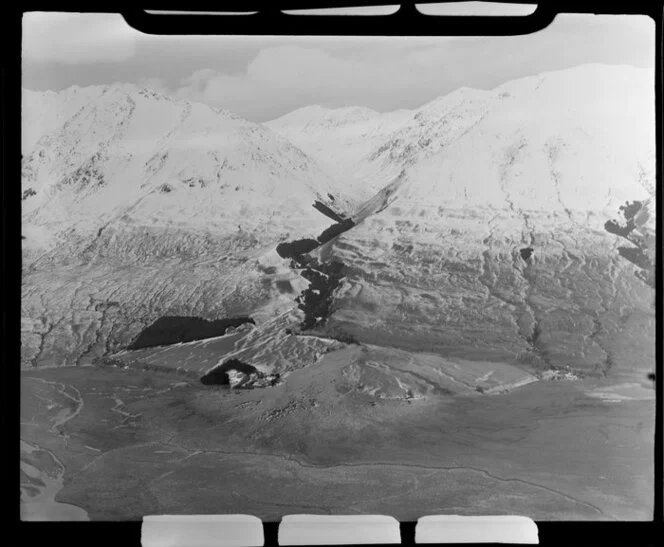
[22, 84, 363, 254]
[266, 63, 655, 208]
[21, 63, 655, 380]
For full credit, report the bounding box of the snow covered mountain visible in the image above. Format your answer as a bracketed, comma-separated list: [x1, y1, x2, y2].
[20, 85, 360, 367]
[22, 64, 655, 388]
[20, 63, 657, 524]
[270, 63, 655, 386]
[22, 84, 359, 250]
[266, 103, 412, 189]
[268, 64, 655, 210]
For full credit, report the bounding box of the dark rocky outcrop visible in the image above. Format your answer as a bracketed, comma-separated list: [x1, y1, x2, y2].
[604, 200, 643, 238]
[128, 316, 254, 350]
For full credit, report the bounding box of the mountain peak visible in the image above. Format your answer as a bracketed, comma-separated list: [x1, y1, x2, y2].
[267, 103, 380, 131]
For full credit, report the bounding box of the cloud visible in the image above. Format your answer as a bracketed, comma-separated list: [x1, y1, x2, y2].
[155, 14, 653, 122]
[136, 77, 169, 92]
[23, 12, 139, 63]
[27, 13, 649, 121]
[159, 45, 452, 120]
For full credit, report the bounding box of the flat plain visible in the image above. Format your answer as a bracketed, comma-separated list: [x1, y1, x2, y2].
[20, 346, 654, 521]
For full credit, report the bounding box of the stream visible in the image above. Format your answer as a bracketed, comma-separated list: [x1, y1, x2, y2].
[20, 439, 89, 521]
[21, 377, 90, 520]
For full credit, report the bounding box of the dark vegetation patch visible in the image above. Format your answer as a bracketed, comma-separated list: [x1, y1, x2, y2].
[604, 218, 635, 238]
[275, 215, 357, 332]
[128, 316, 255, 350]
[618, 246, 652, 271]
[326, 325, 360, 344]
[604, 200, 643, 238]
[520, 247, 534, 261]
[200, 359, 258, 385]
[257, 264, 277, 275]
[276, 218, 356, 262]
[276, 239, 320, 259]
[313, 200, 345, 222]
[604, 200, 654, 288]
[620, 200, 642, 221]
[200, 359, 281, 388]
[293, 256, 346, 330]
[275, 280, 294, 293]
[317, 218, 355, 245]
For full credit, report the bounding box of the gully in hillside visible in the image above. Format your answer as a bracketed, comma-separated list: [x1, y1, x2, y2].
[276, 202, 357, 331]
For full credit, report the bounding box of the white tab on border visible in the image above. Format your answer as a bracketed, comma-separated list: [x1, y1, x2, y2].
[416, 515, 539, 544]
[279, 514, 401, 545]
[142, 514, 264, 547]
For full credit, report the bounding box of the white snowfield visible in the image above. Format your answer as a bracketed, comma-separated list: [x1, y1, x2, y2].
[21, 64, 655, 387]
[22, 83, 357, 249]
[267, 63, 655, 214]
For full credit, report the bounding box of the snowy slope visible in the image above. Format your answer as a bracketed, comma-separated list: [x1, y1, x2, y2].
[268, 64, 655, 210]
[21, 85, 361, 367]
[392, 64, 655, 215]
[22, 84, 358, 251]
[23, 87, 108, 154]
[266, 104, 411, 195]
[21, 65, 656, 379]
[305, 64, 656, 380]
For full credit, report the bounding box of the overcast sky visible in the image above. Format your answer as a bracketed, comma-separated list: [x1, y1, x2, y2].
[22, 10, 654, 122]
